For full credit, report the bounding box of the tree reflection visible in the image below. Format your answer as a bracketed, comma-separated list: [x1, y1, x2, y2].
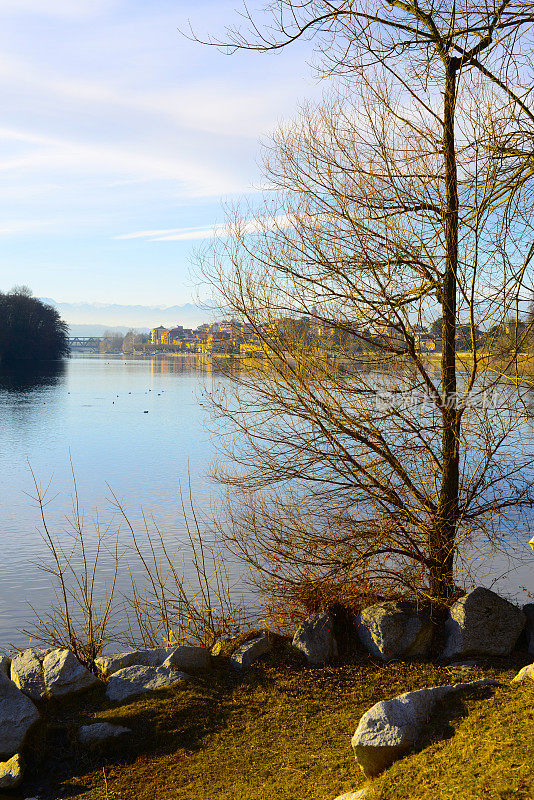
[0, 360, 66, 393]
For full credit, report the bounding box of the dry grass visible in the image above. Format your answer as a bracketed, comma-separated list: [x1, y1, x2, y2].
[373, 678, 533, 800]
[18, 650, 531, 800]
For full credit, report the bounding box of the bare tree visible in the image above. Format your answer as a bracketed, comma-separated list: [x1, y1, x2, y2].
[195, 2, 534, 607]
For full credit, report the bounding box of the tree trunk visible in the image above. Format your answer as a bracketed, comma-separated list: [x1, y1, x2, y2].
[430, 59, 460, 604]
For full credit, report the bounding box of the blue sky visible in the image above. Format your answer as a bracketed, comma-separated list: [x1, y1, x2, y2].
[0, 0, 320, 307]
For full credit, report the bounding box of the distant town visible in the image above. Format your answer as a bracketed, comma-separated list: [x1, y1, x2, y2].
[66, 317, 526, 356]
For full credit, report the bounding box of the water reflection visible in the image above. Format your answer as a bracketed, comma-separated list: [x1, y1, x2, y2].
[0, 360, 66, 393]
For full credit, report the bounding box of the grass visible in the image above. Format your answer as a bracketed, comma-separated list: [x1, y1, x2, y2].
[16, 647, 532, 800]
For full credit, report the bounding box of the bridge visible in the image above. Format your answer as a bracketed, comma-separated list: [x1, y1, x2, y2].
[68, 336, 115, 352]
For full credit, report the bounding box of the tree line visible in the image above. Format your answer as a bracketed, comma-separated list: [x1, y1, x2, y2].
[0, 287, 68, 362]
[98, 330, 149, 355]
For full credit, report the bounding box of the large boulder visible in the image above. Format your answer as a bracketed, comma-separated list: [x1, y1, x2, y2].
[351, 678, 497, 777]
[10, 649, 49, 700]
[78, 722, 132, 744]
[443, 588, 525, 658]
[162, 646, 210, 672]
[511, 663, 534, 683]
[0, 753, 24, 789]
[0, 674, 40, 756]
[106, 665, 192, 702]
[292, 612, 338, 665]
[357, 601, 433, 661]
[230, 633, 273, 670]
[95, 647, 174, 676]
[522, 604, 534, 655]
[43, 650, 101, 697]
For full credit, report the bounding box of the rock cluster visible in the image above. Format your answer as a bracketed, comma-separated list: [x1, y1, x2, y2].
[522, 603, 534, 655]
[106, 664, 192, 702]
[333, 789, 369, 800]
[511, 662, 534, 683]
[95, 646, 175, 675]
[95, 644, 210, 676]
[292, 611, 338, 664]
[78, 722, 132, 744]
[290, 588, 527, 668]
[231, 632, 274, 670]
[0, 642, 211, 789]
[0, 753, 24, 789]
[443, 588, 525, 659]
[11, 648, 100, 699]
[0, 672, 40, 755]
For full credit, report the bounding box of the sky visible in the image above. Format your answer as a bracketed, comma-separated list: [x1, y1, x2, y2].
[0, 0, 321, 308]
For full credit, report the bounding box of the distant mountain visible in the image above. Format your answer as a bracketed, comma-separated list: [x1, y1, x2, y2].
[66, 324, 149, 337]
[40, 299, 219, 330]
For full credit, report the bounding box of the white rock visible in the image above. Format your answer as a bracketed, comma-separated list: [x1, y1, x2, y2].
[95, 647, 174, 676]
[106, 665, 192, 702]
[43, 650, 101, 697]
[511, 663, 534, 683]
[351, 678, 497, 777]
[444, 588, 525, 659]
[0, 656, 11, 678]
[10, 649, 48, 700]
[162, 646, 210, 672]
[230, 634, 273, 670]
[0, 673, 40, 756]
[357, 601, 433, 661]
[292, 612, 338, 665]
[78, 722, 132, 744]
[333, 789, 369, 800]
[0, 753, 24, 789]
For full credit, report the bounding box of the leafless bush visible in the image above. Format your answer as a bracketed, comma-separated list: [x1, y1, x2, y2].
[23, 464, 120, 671]
[111, 485, 250, 650]
[24, 461, 253, 663]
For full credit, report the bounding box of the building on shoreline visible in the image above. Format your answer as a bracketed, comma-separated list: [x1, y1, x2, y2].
[149, 319, 441, 356]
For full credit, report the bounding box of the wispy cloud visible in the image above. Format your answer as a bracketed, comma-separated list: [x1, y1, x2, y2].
[116, 215, 294, 242]
[0, 125, 247, 197]
[116, 223, 233, 241]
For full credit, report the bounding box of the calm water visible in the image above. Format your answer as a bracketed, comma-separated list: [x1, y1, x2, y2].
[0, 355, 225, 649]
[0, 355, 531, 651]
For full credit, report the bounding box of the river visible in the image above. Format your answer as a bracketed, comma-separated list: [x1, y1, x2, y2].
[0, 354, 531, 651]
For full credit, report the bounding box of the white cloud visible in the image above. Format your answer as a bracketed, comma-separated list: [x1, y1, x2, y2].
[0, 50, 304, 140]
[0, 125, 248, 197]
[116, 215, 296, 241]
